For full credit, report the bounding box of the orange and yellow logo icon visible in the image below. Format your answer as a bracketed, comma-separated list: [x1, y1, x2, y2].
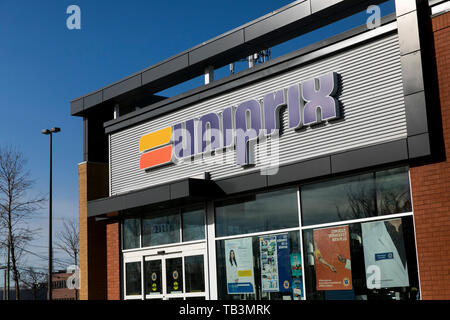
[139, 127, 175, 170]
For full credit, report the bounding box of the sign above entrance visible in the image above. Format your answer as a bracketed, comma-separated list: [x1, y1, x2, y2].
[139, 72, 340, 171]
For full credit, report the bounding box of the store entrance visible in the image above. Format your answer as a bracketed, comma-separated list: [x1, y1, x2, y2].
[143, 246, 208, 300]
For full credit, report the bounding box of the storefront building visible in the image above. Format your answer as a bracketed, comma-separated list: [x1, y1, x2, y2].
[71, 0, 450, 300]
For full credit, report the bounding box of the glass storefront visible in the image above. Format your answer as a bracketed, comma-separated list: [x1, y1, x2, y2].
[216, 231, 301, 300]
[122, 166, 419, 300]
[302, 216, 419, 300]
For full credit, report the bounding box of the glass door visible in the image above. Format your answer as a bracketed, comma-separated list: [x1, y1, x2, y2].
[144, 257, 164, 299]
[144, 248, 207, 300]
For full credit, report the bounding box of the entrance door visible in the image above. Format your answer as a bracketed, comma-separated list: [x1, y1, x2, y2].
[144, 248, 207, 300]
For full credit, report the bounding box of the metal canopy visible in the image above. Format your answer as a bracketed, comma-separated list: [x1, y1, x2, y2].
[71, 0, 387, 117]
[87, 178, 224, 217]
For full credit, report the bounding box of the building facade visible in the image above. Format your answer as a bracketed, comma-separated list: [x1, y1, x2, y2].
[71, 0, 450, 300]
[51, 271, 78, 300]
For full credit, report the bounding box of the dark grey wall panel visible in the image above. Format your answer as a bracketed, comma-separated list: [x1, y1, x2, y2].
[71, 98, 83, 114]
[103, 74, 142, 101]
[405, 91, 428, 136]
[400, 51, 424, 96]
[142, 54, 189, 85]
[84, 90, 103, 109]
[408, 133, 431, 158]
[330, 139, 408, 174]
[87, 178, 222, 217]
[189, 30, 245, 65]
[126, 185, 169, 210]
[397, 12, 421, 55]
[267, 157, 331, 187]
[88, 196, 125, 217]
[244, 1, 311, 43]
[216, 172, 267, 195]
[170, 180, 189, 199]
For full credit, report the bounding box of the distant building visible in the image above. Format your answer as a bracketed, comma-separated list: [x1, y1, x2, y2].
[50, 270, 78, 300]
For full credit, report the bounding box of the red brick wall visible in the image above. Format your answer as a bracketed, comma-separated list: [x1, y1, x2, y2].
[52, 273, 78, 300]
[410, 11, 450, 300]
[106, 221, 121, 300]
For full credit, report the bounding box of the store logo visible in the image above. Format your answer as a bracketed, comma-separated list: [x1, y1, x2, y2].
[139, 72, 340, 170]
[139, 127, 177, 170]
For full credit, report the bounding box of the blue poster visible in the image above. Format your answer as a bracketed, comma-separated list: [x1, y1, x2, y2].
[259, 233, 292, 293]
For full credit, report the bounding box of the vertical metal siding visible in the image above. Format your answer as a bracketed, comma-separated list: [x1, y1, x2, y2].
[110, 33, 407, 196]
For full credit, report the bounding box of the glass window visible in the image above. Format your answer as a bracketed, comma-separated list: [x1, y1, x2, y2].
[185, 255, 205, 293]
[302, 216, 420, 300]
[182, 208, 205, 242]
[142, 211, 180, 247]
[301, 167, 412, 226]
[376, 167, 412, 215]
[125, 262, 141, 296]
[216, 231, 301, 300]
[215, 188, 299, 237]
[123, 218, 141, 249]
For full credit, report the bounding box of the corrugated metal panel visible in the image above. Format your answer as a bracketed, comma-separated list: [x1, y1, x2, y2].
[110, 33, 406, 196]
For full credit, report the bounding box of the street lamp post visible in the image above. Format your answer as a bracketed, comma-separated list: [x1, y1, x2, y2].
[41, 127, 60, 300]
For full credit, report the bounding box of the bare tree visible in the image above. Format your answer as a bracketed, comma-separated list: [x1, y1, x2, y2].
[56, 218, 79, 267]
[0, 146, 46, 300]
[20, 267, 47, 300]
[56, 218, 79, 299]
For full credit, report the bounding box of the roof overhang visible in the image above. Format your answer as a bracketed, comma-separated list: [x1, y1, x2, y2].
[70, 0, 388, 117]
[87, 178, 224, 218]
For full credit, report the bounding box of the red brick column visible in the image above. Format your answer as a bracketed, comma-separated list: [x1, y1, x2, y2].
[410, 11, 450, 300]
[106, 221, 121, 300]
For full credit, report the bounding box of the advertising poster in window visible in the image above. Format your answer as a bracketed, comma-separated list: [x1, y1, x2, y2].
[290, 253, 302, 277]
[225, 237, 255, 294]
[313, 225, 352, 291]
[276, 234, 292, 293]
[361, 218, 409, 288]
[290, 253, 303, 299]
[292, 278, 303, 300]
[259, 233, 292, 293]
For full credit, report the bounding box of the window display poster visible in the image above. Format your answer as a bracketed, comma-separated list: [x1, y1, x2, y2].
[259, 234, 292, 293]
[292, 278, 303, 300]
[290, 252, 303, 299]
[361, 218, 409, 288]
[313, 225, 352, 291]
[276, 234, 292, 293]
[225, 237, 256, 294]
[260, 235, 279, 292]
[290, 253, 302, 277]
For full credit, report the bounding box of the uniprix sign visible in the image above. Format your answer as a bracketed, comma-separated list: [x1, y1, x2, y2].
[139, 72, 341, 171]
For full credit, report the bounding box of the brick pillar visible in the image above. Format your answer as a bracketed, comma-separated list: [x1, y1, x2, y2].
[106, 221, 121, 300]
[410, 11, 450, 300]
[78, 162, 109, 300]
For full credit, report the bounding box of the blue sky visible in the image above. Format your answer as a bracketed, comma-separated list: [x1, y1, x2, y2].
[0, 0, 395, 284]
